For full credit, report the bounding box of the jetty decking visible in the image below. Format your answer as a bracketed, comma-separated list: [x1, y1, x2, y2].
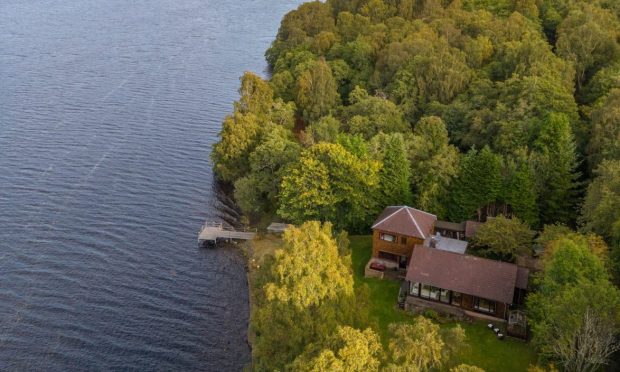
[198, 221, 256, 244]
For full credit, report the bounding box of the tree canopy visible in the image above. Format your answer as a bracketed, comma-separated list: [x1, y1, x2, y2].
[527, 236, 620, 371]
[289, 326, 382, 372]
[472, 215, 535, 260]
[252, 221, 364, 370]
[210, 1, 620, 370]
[213, 0, 620, 231]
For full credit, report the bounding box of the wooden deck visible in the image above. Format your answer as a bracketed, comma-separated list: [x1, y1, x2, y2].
[198, 222, 256, 244]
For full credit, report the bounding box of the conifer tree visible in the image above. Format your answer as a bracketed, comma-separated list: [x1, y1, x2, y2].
[448, 146, 502, 222]
[580, 159, 620, 241]
[533, 113, 580, 225]
[370, 132, 412, 208]
[502, 156, 539, 227]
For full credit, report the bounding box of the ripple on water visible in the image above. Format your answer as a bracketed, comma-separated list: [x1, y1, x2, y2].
[0, 0, 304, 370]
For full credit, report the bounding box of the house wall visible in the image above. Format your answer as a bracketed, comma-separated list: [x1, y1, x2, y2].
[460, 294, 506, 319]
[406, 283, 508, 320]
[372, 229, 424, 261]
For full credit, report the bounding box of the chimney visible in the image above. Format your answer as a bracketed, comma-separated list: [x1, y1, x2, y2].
[430, 232, 441, 248]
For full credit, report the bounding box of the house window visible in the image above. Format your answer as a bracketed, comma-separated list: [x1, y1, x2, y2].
[418, 284, 450, 303]
[380, 233, 396, 242]
[451, 292, 462, 307]
[410, 282, 420, 296]
[474, 297, 496, 313]
[420, 284, 431, 298]
[439, 288, 450, 303]
[400, 236, 407, 245]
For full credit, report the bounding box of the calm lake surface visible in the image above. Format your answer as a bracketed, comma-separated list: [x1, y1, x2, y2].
[0, 0, 301, 370]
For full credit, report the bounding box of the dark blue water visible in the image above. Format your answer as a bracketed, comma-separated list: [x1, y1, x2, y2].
[0, 0, 301, 370]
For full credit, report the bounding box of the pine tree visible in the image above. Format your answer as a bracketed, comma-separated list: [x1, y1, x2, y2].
[370, 132, 412, 208]
[533, 113, 580, 225]
[448, 146, 502, 222]
[502, 157, 539, 227]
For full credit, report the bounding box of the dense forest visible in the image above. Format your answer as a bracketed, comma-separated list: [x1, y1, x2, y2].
[213, 0, 620, 236]
[211, 0, 620, 370]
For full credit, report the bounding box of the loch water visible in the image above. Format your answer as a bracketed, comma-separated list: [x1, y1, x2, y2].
[0, 0, 302, 370]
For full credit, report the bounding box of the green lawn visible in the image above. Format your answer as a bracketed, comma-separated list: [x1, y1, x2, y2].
[349, 235, 538, 372]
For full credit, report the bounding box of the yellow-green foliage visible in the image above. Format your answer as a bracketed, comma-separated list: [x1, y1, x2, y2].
[385, 318, 466, 371]
[265, 221, 353, 308]
[278, 143, 380, 231]
[289, 326, 382, 372]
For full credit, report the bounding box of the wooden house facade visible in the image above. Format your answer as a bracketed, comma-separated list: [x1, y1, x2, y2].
[371, 206, 437, 268]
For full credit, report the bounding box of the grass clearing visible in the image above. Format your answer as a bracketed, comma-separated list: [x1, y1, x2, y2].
[349, 235, 538, 372]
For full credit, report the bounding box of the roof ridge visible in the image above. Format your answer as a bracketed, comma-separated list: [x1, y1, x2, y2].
[417, 244, 519, 268]
[406, 208, 425, 239]
[371, 206, 406, 229]
[410, 245, 519, 303]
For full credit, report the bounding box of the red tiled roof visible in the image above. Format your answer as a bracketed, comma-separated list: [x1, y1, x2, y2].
[405, 245, 521, 304]
[371, 206, 437, 239]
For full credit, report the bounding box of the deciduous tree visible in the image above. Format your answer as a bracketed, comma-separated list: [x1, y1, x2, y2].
[305, 115, 342, 144]
[556, 3, 620, 89]
[211, 112, 262, 182]
[234, 128, 300, 216]
[451, 365, 485, 372]
[385, 318, 466, 371]
[587, 89, 620, 171]
[278, 143, 380, 231]
[288, 326, 382, 372]
[253, 221, 360, 370]
[212, 73, 295, 183]
[342, 86, 409, 139]
[297, 58, 341, 122]
[527, 238, 620, 372]
[265, 221, 353, 308]
[472, 215, 535, 261]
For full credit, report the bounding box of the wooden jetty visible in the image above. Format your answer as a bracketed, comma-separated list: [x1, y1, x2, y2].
[198, 221, 256, 245]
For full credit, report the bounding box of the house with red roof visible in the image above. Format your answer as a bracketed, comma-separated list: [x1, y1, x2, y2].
[369, 206, 529, 324]
[370, 206, 485, 270]
[371, 206, 437, 269]
[405, 245, 529, 321]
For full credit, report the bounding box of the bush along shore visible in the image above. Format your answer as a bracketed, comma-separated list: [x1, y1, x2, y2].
[214, 0, 620, 370]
